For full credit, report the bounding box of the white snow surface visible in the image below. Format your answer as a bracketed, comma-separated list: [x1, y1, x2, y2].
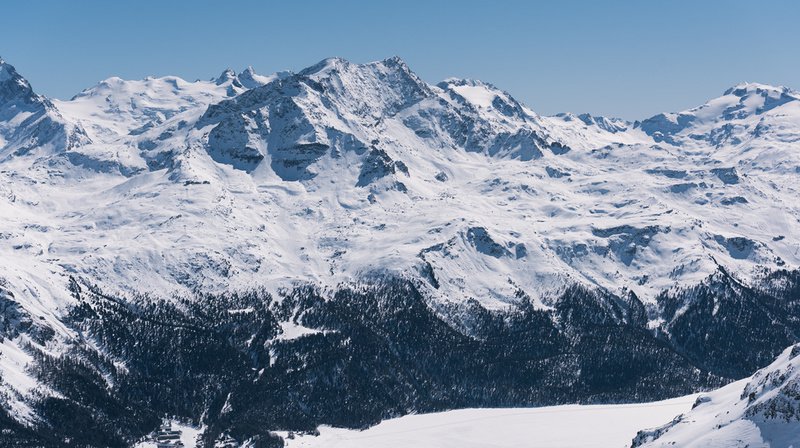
[634, 344, 800, 448]
[276, 320, 326, 341]
[279, 395, 698, 448]
[0, 337, 38, 422]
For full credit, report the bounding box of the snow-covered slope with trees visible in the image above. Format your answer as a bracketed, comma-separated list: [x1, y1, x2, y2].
[1, 55, 800, 447]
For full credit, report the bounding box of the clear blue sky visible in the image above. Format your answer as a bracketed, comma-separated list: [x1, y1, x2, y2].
[2, 0, 799, 119]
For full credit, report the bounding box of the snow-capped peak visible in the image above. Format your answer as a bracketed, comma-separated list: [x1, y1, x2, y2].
[291, 56, 433, 118]
[695, 82, 798, 117]
[236, 65, 260, 88]
[214, 68, 238, 86]
[236, 65, 287, 89]
[57, 72, 240, 142]
[0, 57, 91, 159]
[636, 81, 800, 146]
[72, 75, 186, 100]
[0, 57, 43, 108]
[713, 81, 799, 116]
[438, 78, 500, 107]
[299, 56, 424, 89]
[575, 113, 629, 133]
[723, 81, 796, 98]
[297, 56, 350, 77]
[0, 56, 14, 80]
[436, 77, 536, 125]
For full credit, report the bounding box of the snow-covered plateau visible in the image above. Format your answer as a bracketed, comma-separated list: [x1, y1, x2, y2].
[1, 55, 799, 446]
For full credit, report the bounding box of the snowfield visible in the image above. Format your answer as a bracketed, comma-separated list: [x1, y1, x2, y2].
[280, 396, 699, 448]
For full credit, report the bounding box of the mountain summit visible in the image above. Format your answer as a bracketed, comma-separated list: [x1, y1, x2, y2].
[0, 57, 42, 109]
[0, 57, 90, 160]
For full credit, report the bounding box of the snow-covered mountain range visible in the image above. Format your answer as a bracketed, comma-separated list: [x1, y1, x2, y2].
[1, 55, 799, 447]
[3, 56, 799, 309]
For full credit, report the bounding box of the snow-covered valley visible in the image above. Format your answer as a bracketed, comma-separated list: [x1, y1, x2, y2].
[287, 343, 800, 448]
[281, 396, 699, 448]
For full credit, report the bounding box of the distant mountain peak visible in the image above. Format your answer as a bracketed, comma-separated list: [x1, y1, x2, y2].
[236, 65, 259, 88]
[723, 81, 794, 97]
[576, 113, 629, 133]
[214, 68, 238, 86]
[298, 56, 416, 80]
[439, 77, 493, 88]
[298, 56, 350, 77]
[437, 77, 531, 121]
[635, 80, 800, 145]
[0, 57, 92, 158]
[236, 65, 284, 89]
[377, 55, 411, 70]
[0, 56, 11, 78]
[437, 78, 505, 98]
[0, 57, 43, 108]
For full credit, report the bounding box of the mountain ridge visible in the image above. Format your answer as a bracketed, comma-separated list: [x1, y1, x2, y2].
[1, 54, 798, 315]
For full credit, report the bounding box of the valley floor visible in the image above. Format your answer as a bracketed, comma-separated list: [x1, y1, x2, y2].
[279, 395, 698, 448]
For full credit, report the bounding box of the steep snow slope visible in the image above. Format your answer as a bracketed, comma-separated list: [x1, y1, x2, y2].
[281, 395, 698, 448]
[633, 344, 800, 447]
